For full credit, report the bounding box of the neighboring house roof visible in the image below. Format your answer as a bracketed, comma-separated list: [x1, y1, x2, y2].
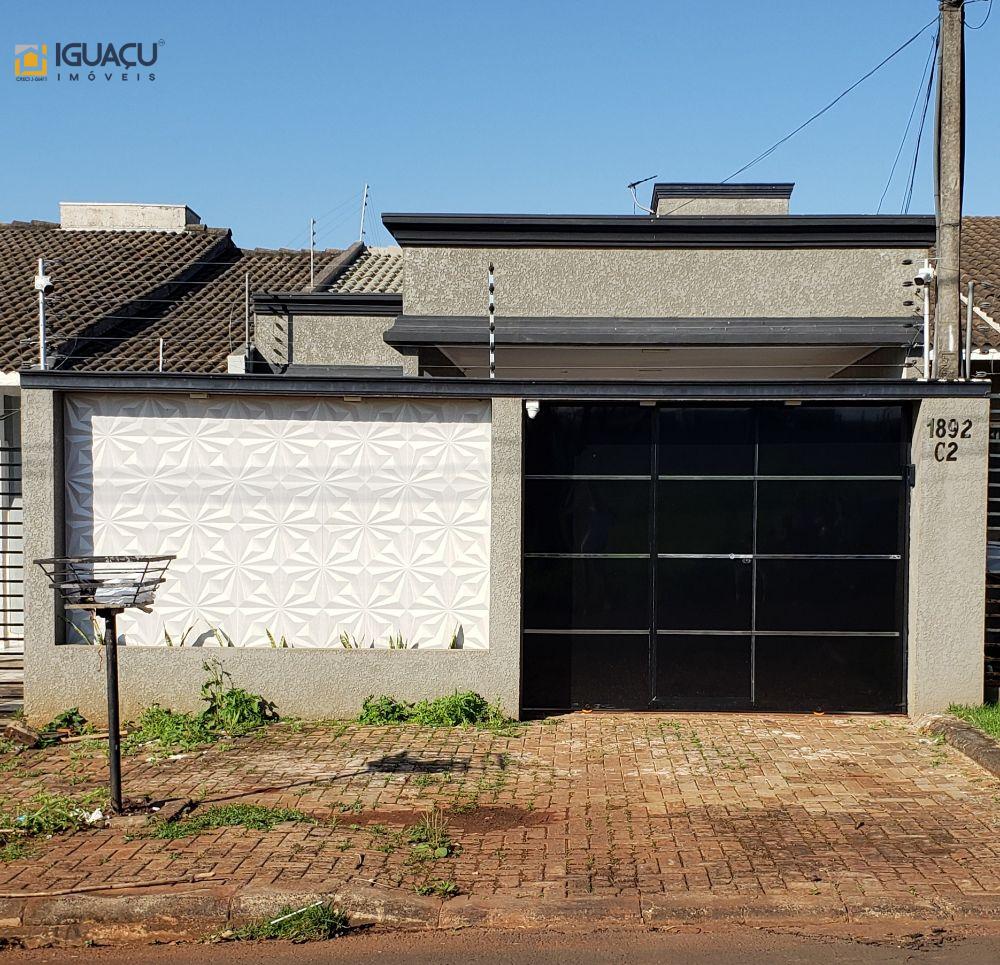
[959, 217, 1000, 349]
[328, 247, 403, 293]
[0, 218, 342, 374]
[0, 220, 229, 373]
[71, 245, 343, 373]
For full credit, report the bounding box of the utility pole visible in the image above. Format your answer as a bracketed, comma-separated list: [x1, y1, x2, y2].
[933, 0, 965, 380]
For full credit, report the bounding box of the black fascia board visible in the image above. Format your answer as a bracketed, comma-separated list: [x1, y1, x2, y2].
[380, 213, 936, 249]
[384, 315, 919, 349]
[650, 183, 795, 206]
[20, 370, 988, 401]
[253, 292, 403, 316]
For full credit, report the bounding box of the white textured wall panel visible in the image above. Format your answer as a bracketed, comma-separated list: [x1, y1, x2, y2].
[64, 395, 492, 649]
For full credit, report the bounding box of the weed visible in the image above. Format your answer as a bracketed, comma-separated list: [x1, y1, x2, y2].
[122, 705, 216, 755]
[415, 879, 458, 898]
[407, 807, 453, 860]
[0, 840, 29, 863]
[200, 659, 278, 736]
[229, 902, 349, 942]
[357, 695, 411, 725]
[0, 737, 15, 756]
[148, 803, 314, 840]
[336, 798, 364, 814]
[357, 692, 517, 731]
[948, 702, 1000, 741]
[40, 707, 89, 738]
[0, 789, 107, 838]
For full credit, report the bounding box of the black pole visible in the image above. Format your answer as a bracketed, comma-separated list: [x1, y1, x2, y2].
[99, 608, 123, 814]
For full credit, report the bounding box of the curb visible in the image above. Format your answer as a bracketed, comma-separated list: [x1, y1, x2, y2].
[918, 714, 1000, 779]
[3, 883, 1000, 946]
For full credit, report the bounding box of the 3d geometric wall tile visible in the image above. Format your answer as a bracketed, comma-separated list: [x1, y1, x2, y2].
[64, 395, 492, 649]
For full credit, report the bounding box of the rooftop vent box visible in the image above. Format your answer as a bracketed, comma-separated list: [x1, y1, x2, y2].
[59, 202, 201, 232]
[651, 183, 794, 216]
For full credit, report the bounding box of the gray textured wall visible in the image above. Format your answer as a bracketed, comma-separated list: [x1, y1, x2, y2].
[654, 197, 789, 216]
[403, 247, 925, 319]
[907, 396, 989, 715]
[292, 314, 417, 373]
[22, 393, 523, 724]
[254, 312, 415, 374]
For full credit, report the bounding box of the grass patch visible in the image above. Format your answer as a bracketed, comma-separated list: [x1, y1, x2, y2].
[948, 702, 1000, 741]
[358, 692, 516, 731]
[122, 705, 217, 755]
[0, 840, 30, 863]
[0, 789, 107, 841]
[230, 902, 349, 942]
[148, 803, 314, 840]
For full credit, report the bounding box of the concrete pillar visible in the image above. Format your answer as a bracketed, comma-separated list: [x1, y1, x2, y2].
[488, 397, 523, 716]
[907, 396, 989, 715]
[21, 389, 65, 721]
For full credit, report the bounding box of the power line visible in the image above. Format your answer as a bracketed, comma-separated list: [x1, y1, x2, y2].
[965, 0, 993, 29]
[659, 15, 940, 216]
[901, 34, 938, 214]
[877, 31, 939, 213]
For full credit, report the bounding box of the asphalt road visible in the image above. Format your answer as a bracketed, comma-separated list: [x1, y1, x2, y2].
[4, 927, 1000, 965]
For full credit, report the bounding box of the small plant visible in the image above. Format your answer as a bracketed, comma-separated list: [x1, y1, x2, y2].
[164, 625, 196, 648]
[415, 879, 458, 897]
[386, 632, 409, 650]
[358, 695, 412, 725]
[228, 902, 349, 942]
[338, 631, 371, 649]
[266, 628, 290, 649]
[39, 708, 90, 744]
[449, 626, 462, 649]
[200, 659, 278, 736]
[407, 807, 453, 860]
[148, 803, 314, 840]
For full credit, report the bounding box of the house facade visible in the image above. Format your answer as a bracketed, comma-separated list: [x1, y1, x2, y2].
[16, 185, 993, 720]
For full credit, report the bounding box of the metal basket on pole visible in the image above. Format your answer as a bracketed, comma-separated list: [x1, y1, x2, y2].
[34, 555, 175, 813]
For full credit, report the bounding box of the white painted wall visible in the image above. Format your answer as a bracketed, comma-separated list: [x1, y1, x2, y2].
[63, 394, 492, 650]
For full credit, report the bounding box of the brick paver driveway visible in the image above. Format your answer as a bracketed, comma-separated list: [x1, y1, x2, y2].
[1, 713, 998, 919]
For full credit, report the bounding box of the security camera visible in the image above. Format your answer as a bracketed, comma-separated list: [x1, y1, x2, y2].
[913, 266, 935, 287]
[33, 271, 53, 295]
[525, 400, 540, 420]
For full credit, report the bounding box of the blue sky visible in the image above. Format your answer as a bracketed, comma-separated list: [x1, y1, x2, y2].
[2, 0, 998, 249]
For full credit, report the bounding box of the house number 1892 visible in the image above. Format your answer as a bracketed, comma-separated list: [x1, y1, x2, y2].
[927, 418, 972, 462]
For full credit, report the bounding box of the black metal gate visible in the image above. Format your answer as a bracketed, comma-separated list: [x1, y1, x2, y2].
[521, 403, 908, 713]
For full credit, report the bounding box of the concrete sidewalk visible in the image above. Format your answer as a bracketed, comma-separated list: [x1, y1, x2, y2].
[1, 713, 999, 944]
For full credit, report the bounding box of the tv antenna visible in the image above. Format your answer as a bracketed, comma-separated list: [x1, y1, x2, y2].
[626, 174, 657, 215]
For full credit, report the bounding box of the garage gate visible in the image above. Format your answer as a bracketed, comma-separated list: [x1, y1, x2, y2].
[521, 403, 908, 713]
